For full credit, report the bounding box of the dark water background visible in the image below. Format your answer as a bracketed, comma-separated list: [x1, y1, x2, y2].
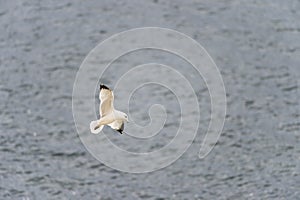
[0, 0, 299, 199]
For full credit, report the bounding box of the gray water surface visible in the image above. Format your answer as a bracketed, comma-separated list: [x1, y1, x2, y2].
[0, 0, 299, 199]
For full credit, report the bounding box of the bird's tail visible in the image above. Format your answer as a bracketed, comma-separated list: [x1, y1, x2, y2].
[90, 120, 104, 134]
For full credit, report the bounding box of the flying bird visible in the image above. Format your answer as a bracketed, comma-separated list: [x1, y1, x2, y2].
[90, 84, 128, 134]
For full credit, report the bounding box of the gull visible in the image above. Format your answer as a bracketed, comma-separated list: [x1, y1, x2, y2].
[90, 84, 128, 134]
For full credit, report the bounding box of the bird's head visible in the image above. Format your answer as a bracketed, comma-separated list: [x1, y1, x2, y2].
[123, 114, 129, 122]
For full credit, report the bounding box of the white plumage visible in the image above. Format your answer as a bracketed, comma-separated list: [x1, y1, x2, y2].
[90, 84, 128, 134]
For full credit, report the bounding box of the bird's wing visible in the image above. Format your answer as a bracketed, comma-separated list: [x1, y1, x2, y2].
[99, 85, 114, 117]
[107, 120, 124, 134]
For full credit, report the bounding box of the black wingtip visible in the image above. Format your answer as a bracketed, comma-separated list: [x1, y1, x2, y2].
[117, 129, 123, 134]
[100, 84, 110, 90]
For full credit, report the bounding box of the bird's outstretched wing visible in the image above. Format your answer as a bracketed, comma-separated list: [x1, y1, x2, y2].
[99, 84, 114, 117]
[108, 120, 124, 134]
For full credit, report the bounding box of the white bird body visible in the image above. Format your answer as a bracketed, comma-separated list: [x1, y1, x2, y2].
[90, 84, 128, 134]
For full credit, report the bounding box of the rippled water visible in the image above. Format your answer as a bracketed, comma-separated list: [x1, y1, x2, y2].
[0, 0, 299, 199]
